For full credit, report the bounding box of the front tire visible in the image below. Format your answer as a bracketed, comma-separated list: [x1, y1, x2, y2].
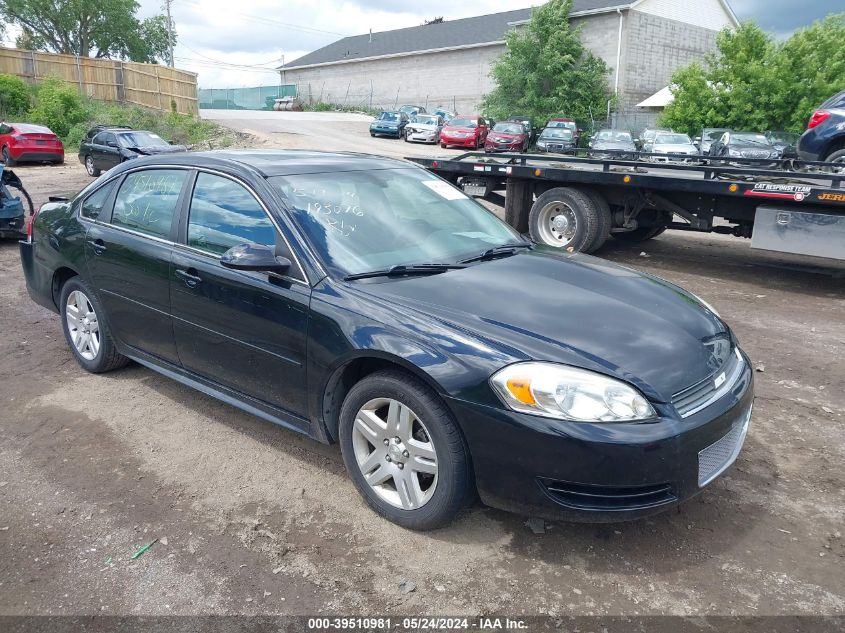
[60, 278, 129, 373]
[339, 370, 472, 530]
[529, 187, 602, 252]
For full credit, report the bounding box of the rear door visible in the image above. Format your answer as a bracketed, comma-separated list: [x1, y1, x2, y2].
[83, 167, 190, 364]
[170, 171, 311, 423]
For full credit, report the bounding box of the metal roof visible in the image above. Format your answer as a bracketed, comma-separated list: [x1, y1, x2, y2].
[282, 2, 632, 70]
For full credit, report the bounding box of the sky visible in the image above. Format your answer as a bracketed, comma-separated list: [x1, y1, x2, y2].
[1, 1, 842, 87]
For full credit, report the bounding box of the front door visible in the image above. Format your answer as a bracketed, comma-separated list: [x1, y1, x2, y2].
[170, 171, 311, 422]
[92, 132, 121, 171]
[84, 168, 190, 364]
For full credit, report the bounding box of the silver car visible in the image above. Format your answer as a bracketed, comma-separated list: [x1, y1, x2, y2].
[404, 114, 445, 144]
[645, 133, 700, 163]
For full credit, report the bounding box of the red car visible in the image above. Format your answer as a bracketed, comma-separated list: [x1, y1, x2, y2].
[484, 121, 530, 153]
[0, 122, 65, 166]
[440, 116, 489, 149]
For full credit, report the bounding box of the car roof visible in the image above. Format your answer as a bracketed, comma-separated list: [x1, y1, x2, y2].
[115, 149, 411, 178]
[7, 123, 55, 134]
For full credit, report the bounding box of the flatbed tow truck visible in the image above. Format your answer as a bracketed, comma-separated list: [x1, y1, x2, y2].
[408, 151, 845, 261]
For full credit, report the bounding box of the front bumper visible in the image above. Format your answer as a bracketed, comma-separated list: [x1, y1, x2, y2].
[447, 359, 754, 522]
[441, 136, 477, 148]
[485, 143, 523, 153]
[407, 131, 438, 143]
[536, 145, 576, 154]
[371, 127, 402, 138]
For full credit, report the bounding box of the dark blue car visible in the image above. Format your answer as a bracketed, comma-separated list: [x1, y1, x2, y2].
[369, 111, 409, 139]
[797, 88, 845, 167]
[20, 150, 753, 530]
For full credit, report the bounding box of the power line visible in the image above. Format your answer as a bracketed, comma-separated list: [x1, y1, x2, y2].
[178, 0, 350, 38]
[173, 56, 281, 73]
[180, 43, 282, 69]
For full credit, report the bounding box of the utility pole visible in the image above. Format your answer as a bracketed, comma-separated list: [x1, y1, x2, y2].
[165, 0, 175, 67]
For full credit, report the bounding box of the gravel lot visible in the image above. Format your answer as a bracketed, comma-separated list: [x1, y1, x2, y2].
[1, 114, 844, 618]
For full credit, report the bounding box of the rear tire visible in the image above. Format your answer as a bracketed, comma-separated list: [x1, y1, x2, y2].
[528, 187, 601, 253]
[84, 155, 101, 177]
[580, 188, 611, 253]
[2, 146, 15, 167]
[60, 277, 129, 374]
[823, 148, 845, 173]
[339, 370, 472, 530]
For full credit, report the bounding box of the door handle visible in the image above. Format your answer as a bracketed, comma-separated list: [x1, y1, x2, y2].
[175, 268, 203, 288]
[87, 238, 106, 254]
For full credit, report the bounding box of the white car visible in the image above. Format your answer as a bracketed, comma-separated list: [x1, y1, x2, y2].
[404, 114, 445, 144]
[645, 133, 701, 163]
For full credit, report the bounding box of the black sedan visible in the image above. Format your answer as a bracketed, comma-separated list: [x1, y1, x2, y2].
[20, 150, 753, 530]
[708, 131, 779, 166]
[589, 129, 638, 159]
[78, 126, 187, 176]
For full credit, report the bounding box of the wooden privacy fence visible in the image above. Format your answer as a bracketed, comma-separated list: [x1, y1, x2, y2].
[0, 47, 199, 116]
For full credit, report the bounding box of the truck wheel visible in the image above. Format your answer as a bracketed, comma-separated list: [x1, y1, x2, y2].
[579, 188, 611, 253]
[528, 187, 601, 252]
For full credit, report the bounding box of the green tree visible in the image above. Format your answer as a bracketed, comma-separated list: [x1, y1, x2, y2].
[482, 0, 612, 128]
[28, 77, 87, 137]
[0, 0, 174, 63]
[660, 15, 845, 136]
[0, 73, 30, 116]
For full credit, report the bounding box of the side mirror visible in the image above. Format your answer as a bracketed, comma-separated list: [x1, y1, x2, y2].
[220, 243, 291, 274]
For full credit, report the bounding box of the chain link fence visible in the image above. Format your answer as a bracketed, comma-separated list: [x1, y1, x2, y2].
[198, 85, 298, 110]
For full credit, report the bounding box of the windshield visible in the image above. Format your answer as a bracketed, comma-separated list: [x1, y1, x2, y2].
[540, 128, 573, 140]
[378, 112, 400, 122]
[655, 134, 692, 144]
[448, 118, 477, 128]
[411, 115, 438, 125]
[493, 123, 524, 134]
[118, 132, 170, 148]
[596, 130, 632, 142]
[704, 129, 727, 141]
[547, 121, 575, 131]
[733, 133, 771, 146]
[271, 169, 521, 277]
[767, 132, 799, 144]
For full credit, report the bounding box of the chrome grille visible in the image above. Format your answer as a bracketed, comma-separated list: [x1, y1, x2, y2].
[698, 405, 752, 487]
[672, 348, 744, 417]
[741, 149, 770, 159]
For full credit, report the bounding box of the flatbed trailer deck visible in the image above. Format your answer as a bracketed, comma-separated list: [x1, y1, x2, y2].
[408, 151, 845, 261]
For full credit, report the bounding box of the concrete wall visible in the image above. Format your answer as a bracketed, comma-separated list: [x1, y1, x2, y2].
[619, 9, 719, 109]
[282, 44, 506, 115]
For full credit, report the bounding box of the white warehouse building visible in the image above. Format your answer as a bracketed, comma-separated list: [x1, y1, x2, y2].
[279, 0, 738, 117]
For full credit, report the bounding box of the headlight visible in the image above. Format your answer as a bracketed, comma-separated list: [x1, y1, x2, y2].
[537, 142, 547, 148]
[728, 149, 743, 158]
[490, 362, 656, 422]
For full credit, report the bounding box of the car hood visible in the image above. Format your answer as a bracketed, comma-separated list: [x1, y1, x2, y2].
[124, 145, 187, 155]
[442, 127, 477, 134]
[372, 120, 400, 126]
[593, 141, 635, 150]
[653, 143, 698, 153]
[355, 250, 728, 402]
[539, 137, 574, 144]
[489, 132, 525, 141]
[408, 123, 439, 131]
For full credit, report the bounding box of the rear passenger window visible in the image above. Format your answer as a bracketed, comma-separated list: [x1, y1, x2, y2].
[81, 182, 115, 219]
[187, 173, 277, 255]
[111, 170, 187, 239]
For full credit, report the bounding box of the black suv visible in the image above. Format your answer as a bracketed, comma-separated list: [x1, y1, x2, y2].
[78, 126, 187, 176]
[796, 88, 845, 167]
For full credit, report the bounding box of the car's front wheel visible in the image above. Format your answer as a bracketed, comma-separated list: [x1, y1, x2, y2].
[60, 278, 128, 373]
[339, 370, 472, 530]
[84, 155, 101, 177]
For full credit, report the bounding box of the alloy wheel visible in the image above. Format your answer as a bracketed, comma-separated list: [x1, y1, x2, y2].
[537, 201, 578, 246]
[85, 156, 96, 176]
[65, 290, 100, 361]
[351, 397, 438, 510]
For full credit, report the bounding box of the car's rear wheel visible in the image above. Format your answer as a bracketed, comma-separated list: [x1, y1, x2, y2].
[529, 187, 602, 252]
[339, 370, 472, 530]
[60, 278, 128, 373]
[84, 155, 101, 177]
[2, 146, 15, 167]
[824, 149, 845, 173]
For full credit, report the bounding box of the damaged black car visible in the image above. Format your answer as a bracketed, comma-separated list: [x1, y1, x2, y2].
[78, 126, 187, 176]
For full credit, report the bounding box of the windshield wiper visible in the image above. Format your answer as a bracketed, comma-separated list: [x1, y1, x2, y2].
[344, 263, 467, 281]
[460, 242, 533, 264]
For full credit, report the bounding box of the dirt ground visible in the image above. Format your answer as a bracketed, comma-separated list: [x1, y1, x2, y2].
[1, 121, 844, 618]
